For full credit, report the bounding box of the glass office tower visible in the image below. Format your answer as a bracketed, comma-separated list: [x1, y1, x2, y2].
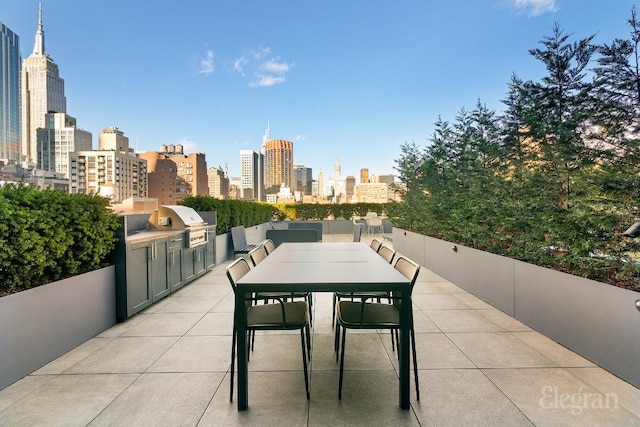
[0, 21, 21, 164]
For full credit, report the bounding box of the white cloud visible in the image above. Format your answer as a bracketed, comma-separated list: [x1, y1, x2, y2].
[198, 50, 215, 75]
[513, 0, 558, 16]
[250, 75, 286, 87]
[260, 59, 294, 74]
[234, 56, 249, 76]
[251, 46, 271, 59]
[178, 137, 198, 153]
[232, 45, 294, 87]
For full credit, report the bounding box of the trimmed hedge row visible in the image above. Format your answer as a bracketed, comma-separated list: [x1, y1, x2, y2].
[0, 189, 387, 296]
[179, 196, 388, 230]
[272, 202, 387, 220]
[0, 184, 120, 295]
[179, 196, 275, 234]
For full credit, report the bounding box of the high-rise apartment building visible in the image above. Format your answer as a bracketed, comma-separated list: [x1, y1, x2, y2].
[360, 168, 369, 184]
[0, 21, 21, 164]
[371, 174, 395, 185]
[264, 139, 293, 194]
[168, 146, 208, 199]
[36, 113, 91, 177]
[139, 144, 209, 204]
[345, 175, 356, 199]
[294, 164, 313, 196]
[240, 149, 264, 200]
[355, 183, 389, 203]
[137, 151, 178, 205]
[21, 5, 66, 166]
[69, 127, 147, 203]
[316, 170, 324, 199]
[208, 165, 229, 199]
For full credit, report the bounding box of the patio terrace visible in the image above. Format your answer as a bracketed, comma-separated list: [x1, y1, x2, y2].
[1, 234, 639, 426]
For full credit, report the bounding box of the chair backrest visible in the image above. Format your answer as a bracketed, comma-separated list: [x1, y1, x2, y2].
[262, 239, 276, 255]
[392, 255, 420, 308]
[366, 211, 378, 218]
[226, 257, 251, 291]
[370, 238, 382, 252]
[266, 229, 318, 247]
[393, 255, 420, 287]
[353, 224, 363, 242]
[366, 216, 383, 227]
[378, 245, 396, 264]
[230, 226, 248, 249]
[248, 245, 268, 266]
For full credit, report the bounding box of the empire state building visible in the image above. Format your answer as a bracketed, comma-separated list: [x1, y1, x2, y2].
[21, 4, 66, 166]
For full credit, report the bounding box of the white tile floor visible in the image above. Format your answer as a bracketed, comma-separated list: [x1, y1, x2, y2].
[1, 234, 639, 426]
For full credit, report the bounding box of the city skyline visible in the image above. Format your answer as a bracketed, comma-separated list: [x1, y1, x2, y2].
[1, 1, 636, 179]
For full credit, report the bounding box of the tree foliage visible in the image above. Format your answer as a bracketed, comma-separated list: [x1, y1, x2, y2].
[390, 13, 640, 291]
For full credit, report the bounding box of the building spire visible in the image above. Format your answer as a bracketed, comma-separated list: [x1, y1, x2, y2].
[32, 2, 45, 56]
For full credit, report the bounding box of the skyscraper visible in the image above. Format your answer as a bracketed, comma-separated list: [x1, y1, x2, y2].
[294, 164, 313, 196]
[208, 165, 230, 199]
[21, 4, 66, 166]
[360, 168, 369, 184]
[240, 149, 264, 200]
[69, 127, 147, 203]
[36, 112, 92, 177]
[264, 139, 293, 194]
[0, 21, 21, 164]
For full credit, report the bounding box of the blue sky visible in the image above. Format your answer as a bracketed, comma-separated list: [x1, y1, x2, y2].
[1, 0, 637, 179]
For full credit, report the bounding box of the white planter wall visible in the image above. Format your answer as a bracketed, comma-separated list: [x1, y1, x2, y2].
[393, 228, 640, 389]
[0, 266, 116, 390]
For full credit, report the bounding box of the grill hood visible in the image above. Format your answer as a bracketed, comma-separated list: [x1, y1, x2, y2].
[148, 205, 206, 230]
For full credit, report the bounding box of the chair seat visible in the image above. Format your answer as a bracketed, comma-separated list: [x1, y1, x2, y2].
[256, 291, 310, 299]
[336, 301, 400, 328]
[334, 290, 390, 299]
[247, 301, 308, 329]
[235, 244, 259, 254]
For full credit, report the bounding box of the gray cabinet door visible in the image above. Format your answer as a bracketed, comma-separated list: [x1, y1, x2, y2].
[126, 242, 152, 316]
[168, 236, 184, 291]
[205, 230, 216, 271]
[150, 239, 169, 301]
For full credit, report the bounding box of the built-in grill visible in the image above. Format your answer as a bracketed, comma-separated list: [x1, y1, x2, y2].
[148, 205, 210, 248]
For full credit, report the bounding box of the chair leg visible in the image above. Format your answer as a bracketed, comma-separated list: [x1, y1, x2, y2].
[411, 326, 420, 401]
[331, 293, 336, 328]
[230, 325, 236, 402]
[300, 329, 310, 399]
[338, 327, 347, 399]
[334, 323, 341, 359]
[305, 323, 312, 360]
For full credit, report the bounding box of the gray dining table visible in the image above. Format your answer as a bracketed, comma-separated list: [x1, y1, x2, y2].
[234, 241, 412, 410]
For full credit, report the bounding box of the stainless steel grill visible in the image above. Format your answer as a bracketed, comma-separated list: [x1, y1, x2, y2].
[149, 205, 209, 248]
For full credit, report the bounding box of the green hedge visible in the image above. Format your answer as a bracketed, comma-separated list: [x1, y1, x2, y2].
[273, 202, 387, 220]
[0, 190, 386, 296]
[179, 196, 275, 234]
[0, 184, 120, 295]
[180, 197, 388, 228]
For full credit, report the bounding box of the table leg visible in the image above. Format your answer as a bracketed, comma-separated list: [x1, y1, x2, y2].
[236, 290, 249, 410]
[399, 288, 411, 409]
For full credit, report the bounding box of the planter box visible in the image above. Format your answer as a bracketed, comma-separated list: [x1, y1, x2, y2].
[393, 228, 640, 389]
[0, 266, 116, 390]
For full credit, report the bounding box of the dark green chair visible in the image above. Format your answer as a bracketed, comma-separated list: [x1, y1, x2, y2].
[226, 258, 311, 402]
[335, 255, 421, 401]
